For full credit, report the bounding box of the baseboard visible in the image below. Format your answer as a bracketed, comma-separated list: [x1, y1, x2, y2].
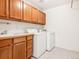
[46, 46, 55, 52]
[55, 46, 79, 53]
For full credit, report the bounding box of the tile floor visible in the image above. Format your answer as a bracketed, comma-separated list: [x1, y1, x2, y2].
[32, 47, 79, 59]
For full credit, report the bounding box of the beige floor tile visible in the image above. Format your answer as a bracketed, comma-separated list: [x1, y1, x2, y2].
[31, 47, 79, 59]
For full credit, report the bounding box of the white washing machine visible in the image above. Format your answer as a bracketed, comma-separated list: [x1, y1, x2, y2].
[33, 31, 47, 59]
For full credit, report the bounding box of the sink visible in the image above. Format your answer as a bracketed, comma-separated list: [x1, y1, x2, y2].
[0, 29, 28, 36]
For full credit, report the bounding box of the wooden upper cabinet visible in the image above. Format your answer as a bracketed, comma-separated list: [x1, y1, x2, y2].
[0, 46, 12, 59]
[0, 0, 46, 25]
[32, 7, 38, 23]
[38, 11, 46, 25]
[0, 0, 7, 18]
[23, 2, 32, 22]
[10, 0, 22, 20]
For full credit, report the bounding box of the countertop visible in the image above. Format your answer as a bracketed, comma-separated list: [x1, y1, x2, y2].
[0, 33, 34, 40]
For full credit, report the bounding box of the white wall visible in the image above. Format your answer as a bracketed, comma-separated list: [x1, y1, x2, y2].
[45, 4, 79, 52]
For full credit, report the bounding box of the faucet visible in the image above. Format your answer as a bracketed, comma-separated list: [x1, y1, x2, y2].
[0, 30, 7, 35]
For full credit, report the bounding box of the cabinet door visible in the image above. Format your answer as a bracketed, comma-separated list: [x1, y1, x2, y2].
[38, 11, 42, 24]
[10, 0, 22, 20]
[32, 7, 38, 23]
[38, 11, 46, 25]
[42, 12, 46, 25]
[13, 42, 26, 59]
[23, 2, 32, 22]
[26, 36, 33, 59]
[0, 39, 12, 47]
[0, 46, 12, 59]
[0, 0, 6, 18]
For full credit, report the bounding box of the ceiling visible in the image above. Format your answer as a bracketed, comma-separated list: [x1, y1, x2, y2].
[25, 0, 78, 10]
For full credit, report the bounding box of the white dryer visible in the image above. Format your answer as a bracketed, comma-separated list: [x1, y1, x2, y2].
[46, 32, 55, 51]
